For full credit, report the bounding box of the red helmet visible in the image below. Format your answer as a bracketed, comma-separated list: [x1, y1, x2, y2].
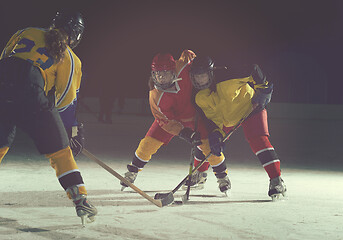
[151, 53, 176, 71]
[151, 53, 177, 90]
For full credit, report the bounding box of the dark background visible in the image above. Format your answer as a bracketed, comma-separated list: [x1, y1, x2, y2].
[1, 0, 342, 104]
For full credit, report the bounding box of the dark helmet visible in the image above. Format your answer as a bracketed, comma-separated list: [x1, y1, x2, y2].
[190, 56, 215, 90]
[51, 11, 85, 49]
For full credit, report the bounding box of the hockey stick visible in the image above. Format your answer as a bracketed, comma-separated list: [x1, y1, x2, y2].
[182, 113, 199, 203]
[154, 109, 254, 201]
[82, 149, 174, 207]
[181, 145, 196, 203]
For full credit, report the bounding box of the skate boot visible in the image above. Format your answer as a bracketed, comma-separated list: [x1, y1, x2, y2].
[268, 176, 287, 201]
[217, 175, 231, 195]
[67, 185, 97, 227]
[120, 171, 138, 191]
[182, 171, 208, 190]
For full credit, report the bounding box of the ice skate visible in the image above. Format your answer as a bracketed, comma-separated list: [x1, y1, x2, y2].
[67, 186, 97, 227]
[268, 176, 287, 201]
[182, 171, 207, 190]
[120, 171, 138, 191]
[217, 175, 231, 195]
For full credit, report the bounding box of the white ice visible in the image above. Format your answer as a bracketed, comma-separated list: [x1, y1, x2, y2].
[1, 106, 343, 240]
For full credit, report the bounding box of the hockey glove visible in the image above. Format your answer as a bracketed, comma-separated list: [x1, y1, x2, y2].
[251, 83, 273, 111]
[251, 64, 267, 85]
[178, 127, 202, 146]
[68, 123, 85, 157]
[208, 130, 224, 156]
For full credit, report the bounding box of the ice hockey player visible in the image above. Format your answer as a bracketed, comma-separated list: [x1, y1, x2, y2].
[120, 50, 231, 194]
[0, 11, 97, 225]
[189, 55, 287, 200]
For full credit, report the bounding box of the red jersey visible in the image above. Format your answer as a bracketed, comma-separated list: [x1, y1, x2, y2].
[149, 50, 196, 135]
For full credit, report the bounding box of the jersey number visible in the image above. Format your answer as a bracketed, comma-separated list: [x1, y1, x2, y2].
[15, 38, 54, 70]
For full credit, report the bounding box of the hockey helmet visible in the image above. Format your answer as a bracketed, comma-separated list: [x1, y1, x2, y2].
[51, 11, 85, 49]
[151, 53, 177, 90]
[190, 56, 215, 90]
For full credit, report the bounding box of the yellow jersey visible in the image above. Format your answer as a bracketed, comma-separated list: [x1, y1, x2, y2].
[195, 76, 255, 132]
[1, 27, 82, 128]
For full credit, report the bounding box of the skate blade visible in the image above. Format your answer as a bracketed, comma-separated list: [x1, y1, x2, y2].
[87, 216, 95, 223]
[271, 194, 280, 201]
[221, 189, 231, 197]
[80, 215, 95, 227]
[121, 186, 127, 191]
[270, 193, 286, 201]
[181, 194, 189, 203]
[81, 215, 86, 227]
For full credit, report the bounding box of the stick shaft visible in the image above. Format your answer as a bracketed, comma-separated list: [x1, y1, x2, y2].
[184, 146, 195, 200]
[82, 149, 162, 208]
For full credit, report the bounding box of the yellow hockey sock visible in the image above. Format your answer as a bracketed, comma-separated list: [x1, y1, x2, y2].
[0, 146, 9, 164]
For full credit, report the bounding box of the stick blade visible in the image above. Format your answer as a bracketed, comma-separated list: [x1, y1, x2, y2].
[154, 192, 171, 200]
[160, 192, 174, 207]
[154, 192, 174, 206]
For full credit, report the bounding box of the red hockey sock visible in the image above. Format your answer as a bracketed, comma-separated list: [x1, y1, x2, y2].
[194, 158, 210, 172]
[264, 161, 281, 179]
[249, 136, 281, 179]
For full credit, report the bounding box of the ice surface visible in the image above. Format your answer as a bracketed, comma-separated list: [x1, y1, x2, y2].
[1, 112, 343, 239]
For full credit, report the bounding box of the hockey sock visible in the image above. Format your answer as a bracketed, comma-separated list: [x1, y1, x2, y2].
[193, 146, 210, 172]
[0, 146, 9, 164]
[46, 147, 87, 197]
[249, 136, 281, 179]
[132, 136, 163, 171]
[212, 161, 228, 179]
[198, 138, 225, 168]
[130, 153, 148, 172]
[194, 159, 210, 172]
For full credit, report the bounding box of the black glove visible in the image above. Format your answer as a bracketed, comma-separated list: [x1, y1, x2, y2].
[208, 130, 224, 156]
[252, 83, 273, 111]
[178, 127, 202, 146]
[68, 123, 85, 157]
[251, 64, 267, 84]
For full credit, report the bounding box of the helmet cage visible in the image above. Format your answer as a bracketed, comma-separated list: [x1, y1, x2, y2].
[151, 70, 177, 90]
[191, 71, 213, 90]
[67, 21, 84, 49]
[190, 56, 215, 90]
